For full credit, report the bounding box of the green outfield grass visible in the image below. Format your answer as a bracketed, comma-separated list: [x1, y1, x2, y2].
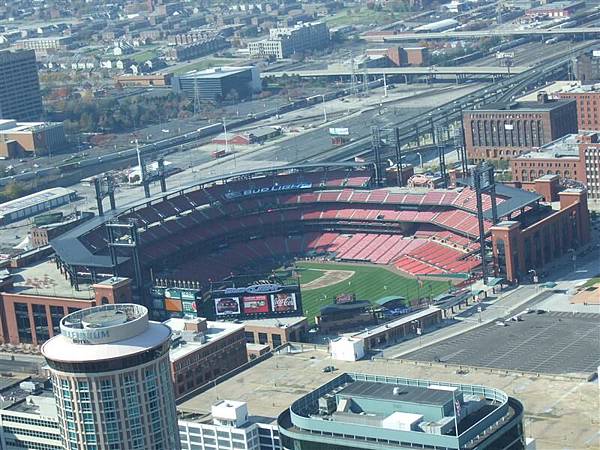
[296, 268, 327, 285]
[295, 261, 451, 323]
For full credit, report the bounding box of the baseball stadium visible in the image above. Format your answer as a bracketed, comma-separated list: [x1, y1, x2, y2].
[50, 163, 590, 320]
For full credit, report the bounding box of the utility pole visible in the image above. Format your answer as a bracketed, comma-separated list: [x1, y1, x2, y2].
[383, 73, 388, 97]
[394, 127, 404, 187]
[136, 139, 150, 198]
[371, 126, 383, 186]
[222, 117, 229, 154]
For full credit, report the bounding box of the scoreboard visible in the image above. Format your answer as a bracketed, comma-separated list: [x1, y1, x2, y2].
[207, 283, 302, 319]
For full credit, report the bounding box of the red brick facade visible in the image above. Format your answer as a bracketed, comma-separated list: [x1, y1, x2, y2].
[491, 189, 590, 282]
[463, 97, 578, 162]
[558, 91, 600, 130]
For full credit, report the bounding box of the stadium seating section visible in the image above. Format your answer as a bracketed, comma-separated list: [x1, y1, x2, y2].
[77, 170, 496, 283]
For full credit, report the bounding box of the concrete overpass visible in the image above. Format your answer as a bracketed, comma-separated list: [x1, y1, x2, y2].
[363, 27, 600, 42]
[262, 66, 530, 79]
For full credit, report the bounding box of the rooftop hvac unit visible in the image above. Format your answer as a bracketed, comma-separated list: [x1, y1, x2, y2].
[318, 395, 336, 415]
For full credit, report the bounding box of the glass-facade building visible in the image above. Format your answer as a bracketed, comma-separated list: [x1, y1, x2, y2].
[41, 304, 180, 450]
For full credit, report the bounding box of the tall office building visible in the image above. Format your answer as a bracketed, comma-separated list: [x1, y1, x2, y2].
[41, 304, 181, 450]
[0, 49, 43, 121]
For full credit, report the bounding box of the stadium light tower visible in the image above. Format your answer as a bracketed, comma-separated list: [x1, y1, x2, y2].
[471, 163, 499, 285]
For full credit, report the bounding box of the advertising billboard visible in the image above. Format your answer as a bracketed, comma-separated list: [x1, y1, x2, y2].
[271, 292, 297, 313]
[335, 293, 356, 304]
[165, 298, 183, 312]
[329, 127, 350, 136]
[214, 297, 241, 316]
[165, 288, 182, 300]
[182, 300, 197, 314]
[242, 295, 270, 314]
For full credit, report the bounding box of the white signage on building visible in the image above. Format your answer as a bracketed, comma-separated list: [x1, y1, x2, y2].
[329, 127, 350, 136]
[496, 52, 514, 59]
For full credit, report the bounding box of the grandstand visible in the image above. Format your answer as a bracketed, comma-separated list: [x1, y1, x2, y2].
[52, 163, 557, 292]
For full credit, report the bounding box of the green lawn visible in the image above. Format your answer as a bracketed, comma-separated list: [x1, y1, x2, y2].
[323, 8, 405, 27]
[583, 276, 600, 287]
[131, 49, 159, 63]
[295, 262, 450, 323]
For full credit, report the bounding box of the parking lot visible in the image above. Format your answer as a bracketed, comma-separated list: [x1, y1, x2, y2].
[403, 311, 600, 376]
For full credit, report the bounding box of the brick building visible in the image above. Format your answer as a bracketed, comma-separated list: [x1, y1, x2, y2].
[574, 50, 600, 84]
[0, 119, 67, 159]
[525, 0, 584, 17]
[0, 272, 131, 346]
[491, 188, 590, 282]
[510, 132, 600, 200]
[242, 316, 308, 349]
[164, 317, 247, 399]
[368, 46, 429, 67]
[557, 85, 600, 130]
[463, 93, 578, 162]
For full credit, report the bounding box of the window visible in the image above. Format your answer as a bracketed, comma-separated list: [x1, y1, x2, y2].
[15, 303, 32, 344]
[258, 333, 268, 345]
[244, 331, 255, 343]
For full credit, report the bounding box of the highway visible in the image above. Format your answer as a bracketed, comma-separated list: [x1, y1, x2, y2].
[364, 28, 600, 41]
[263, 65, 528, 78]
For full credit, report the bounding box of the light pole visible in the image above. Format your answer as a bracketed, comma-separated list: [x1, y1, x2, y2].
[222, 117, 229, 154]
[567, 248, 576, 272]
[416, 152, 423, 169]
[321, 94, 327, 123]
[528, 269, 538, 284]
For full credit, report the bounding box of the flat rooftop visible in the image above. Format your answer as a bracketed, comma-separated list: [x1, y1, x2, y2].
[338, 380, 452, 407]
[352, 307, 440, 340]
[177, 347, 599, 449]
[165, 318, 245, 361]
[0, 187, 75, 218]
[178, 66, 251, 79]
[467, 98, 574, 113]
[6, 259, 94, 300]
[241, 316, 306, 328]
[514, 133, 584, 160]
[5, 390, 56, 415]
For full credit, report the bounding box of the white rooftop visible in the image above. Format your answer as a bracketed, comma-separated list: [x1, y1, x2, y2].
[41, 321, 171, 362]
[352, 307, 441, 339]
[165, 318, 244, 361]
[41, 304, 172, 363]
[241, 316, 306, 328]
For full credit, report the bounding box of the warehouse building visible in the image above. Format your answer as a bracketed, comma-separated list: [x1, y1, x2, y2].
[0, 188, 76, 226]
[463, 93, 578, 161]
[248, 22, 330, 59]
[172, 66, 261, 102]
[557, 83, 600, 130]
[510, 131, 600, 199]
[0, 119, 67, 159]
